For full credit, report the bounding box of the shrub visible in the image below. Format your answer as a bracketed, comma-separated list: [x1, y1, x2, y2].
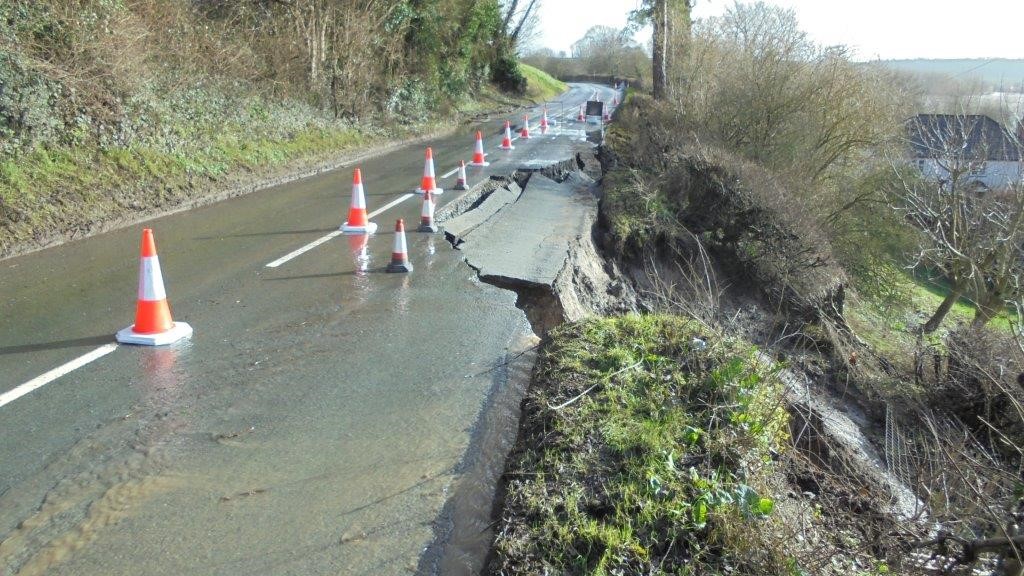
[492, 52, 527, 95]
[937, 326, 1024, 459]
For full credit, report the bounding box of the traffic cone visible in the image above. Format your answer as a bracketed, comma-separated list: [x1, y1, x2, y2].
[500, 120, 515, 150]
[386, 219, 413, 273]
[613, 96, 619, 106]
[418, 190, 438, 233]
[577, 104, 585, 122]
[116, 229, 193, 346]
[454, 160, 468, 191]
[341, 168, 378, 234]
[470, 131, 489, 166]
[540, 107, 549, 133]
[520, 114, 531, 139]
[415, 147, 443, 196]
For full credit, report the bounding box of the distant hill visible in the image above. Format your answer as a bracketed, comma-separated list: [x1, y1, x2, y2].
[879, 59, 1024, 88]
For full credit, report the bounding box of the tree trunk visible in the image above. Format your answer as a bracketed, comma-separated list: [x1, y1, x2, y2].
[923, 286, 964, 333]
[652, 0, 667, 100]
[509, 0, 538, 46]
[972, 296, 1001, 328]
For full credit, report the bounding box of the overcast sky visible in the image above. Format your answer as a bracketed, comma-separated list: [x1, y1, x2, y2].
[537, 0, 1024, 60]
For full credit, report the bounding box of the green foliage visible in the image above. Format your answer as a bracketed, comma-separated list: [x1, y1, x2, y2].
[403, 0, 503, 100]
[0, 52, 63, 156]
[599, 164, 680, 256]
[492, 315, 792, 574]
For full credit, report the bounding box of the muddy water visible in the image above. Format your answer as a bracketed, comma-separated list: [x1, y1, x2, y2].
[419, 330, 539, 575]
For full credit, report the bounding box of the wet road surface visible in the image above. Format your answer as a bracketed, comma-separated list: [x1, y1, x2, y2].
[0, 84, 619, 575]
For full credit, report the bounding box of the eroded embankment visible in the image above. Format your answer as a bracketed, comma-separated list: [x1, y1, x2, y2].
[446, 133, 931, 574]
[420, 120, 928, 574]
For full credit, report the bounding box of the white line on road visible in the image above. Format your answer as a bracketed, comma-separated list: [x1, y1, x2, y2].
[368, 192, 415, 219]
[1, 343, 118, 409]
[440, 166, 460, 178]
[266, 231, 342, 268]
[265, 193, 416, 268]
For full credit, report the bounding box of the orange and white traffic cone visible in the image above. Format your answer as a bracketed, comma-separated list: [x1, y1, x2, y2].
[470, 131, 489, 166]
[577, 104, 585, 122]
[116, 229, 193, 346]
[341, 168, 378, 234]
[454, 160, 468, 191]
[520, 114, 531, 139]
[386, 219, 413, 273]
[540, 107, 549, 133]
[418, 190, 438, 233]
[500, 120, 515, 150]
[415, 147, 443, 196]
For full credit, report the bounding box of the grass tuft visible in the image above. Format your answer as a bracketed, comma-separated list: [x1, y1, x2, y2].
[491, 314, 794, 575]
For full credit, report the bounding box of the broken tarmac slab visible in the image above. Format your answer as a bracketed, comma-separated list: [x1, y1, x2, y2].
[457, 172, 596, 286]
[441, 181, 522, 243]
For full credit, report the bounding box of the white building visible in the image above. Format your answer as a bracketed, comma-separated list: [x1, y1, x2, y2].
[908, 114, 1022, 191]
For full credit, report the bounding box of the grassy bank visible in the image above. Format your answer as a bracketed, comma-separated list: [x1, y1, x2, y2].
[521, 63, 569, 103]
[0, 74, 542, 259]
[491, 315, 793, 575]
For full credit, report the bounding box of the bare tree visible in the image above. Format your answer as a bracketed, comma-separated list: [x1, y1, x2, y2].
[891, 112, 1024, 332]
[570, 26, 645, 77]
[498, 0, 540, 55]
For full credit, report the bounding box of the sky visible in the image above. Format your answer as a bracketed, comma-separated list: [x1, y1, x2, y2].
[537, 0, 1024, 60]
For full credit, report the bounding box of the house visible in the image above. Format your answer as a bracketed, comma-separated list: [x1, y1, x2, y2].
[907, 114, 1022, 190]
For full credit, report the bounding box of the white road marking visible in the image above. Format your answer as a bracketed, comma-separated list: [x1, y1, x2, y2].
[441, 167, 460, 178]
[265, 193, 416, 268]
[1, 343, 119, 409]
[368, 193, 415, 219]
[266, 231, 342, 268]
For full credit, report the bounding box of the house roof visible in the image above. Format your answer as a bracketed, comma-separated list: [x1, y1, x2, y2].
[907, 114, 1021, 162]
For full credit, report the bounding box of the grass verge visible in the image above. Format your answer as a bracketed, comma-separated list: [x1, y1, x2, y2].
[0, 123, 380, 257]
[490, 315, 794, 575]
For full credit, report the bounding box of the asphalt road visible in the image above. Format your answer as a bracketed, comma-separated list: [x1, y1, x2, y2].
[0, 83, 619, 575]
